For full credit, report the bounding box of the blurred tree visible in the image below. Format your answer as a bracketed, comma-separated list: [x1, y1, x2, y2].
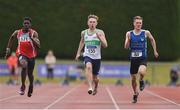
[0, 0, 179, 61]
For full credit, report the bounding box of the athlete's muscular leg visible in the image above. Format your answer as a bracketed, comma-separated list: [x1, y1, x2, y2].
[19, 58, 28, 86]
[131, 74, 138, 94]
[92, 75, 99, 95]
[85, 62, 93, 89]
[93, 75, 99, 90]
[27, 59, 35, 87]
[21, 68, 27, 86]
[138, 65, 147, 81]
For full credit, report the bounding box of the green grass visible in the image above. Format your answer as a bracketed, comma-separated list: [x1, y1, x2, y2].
[0, 59, 179, 85]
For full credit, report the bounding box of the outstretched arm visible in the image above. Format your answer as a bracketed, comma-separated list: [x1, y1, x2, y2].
[146, 30, 159, 58]
[75, 31, 85, 60]
[124, 32, 130, 49]
[5, 30, 18, 59]
[96, 30, 108, 48]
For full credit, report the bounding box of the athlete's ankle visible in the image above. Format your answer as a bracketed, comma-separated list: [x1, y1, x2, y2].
[21, 84, 25, 87]
[134, 91, 138, 95]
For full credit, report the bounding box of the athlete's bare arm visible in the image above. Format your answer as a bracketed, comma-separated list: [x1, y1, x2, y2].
[124, 31, 130, 49]
[75, 31, 85, 60]
[96, 30, 108, 48]
[31, 31, 40, 48]
[5, 30, 18, 59]
[146, 30, 159, 58]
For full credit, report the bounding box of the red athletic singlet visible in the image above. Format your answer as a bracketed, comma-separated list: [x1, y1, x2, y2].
[16, 29, 37, 58]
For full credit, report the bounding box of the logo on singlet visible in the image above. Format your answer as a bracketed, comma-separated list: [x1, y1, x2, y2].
[141, 38, 144, 41]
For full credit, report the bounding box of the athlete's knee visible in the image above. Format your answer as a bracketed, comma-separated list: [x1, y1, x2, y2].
[93, 75, 99, 81]
[27, 70, 34, 76]
[138, 69, 146, 75]
[85, 64, 92, 72]
[138, 65, 146, 74]
[19, 59, 28, 68]
[131, 75, 137, 82]
[28, 73, 33, 77]
[28, 74, 34, 82]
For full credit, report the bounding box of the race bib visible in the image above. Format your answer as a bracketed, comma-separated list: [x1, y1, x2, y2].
[131, 51, 142, 57]
[87, 45, 97, 54]
[19, 34, 31, 42]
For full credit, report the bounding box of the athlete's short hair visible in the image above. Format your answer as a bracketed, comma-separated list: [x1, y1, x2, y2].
[23, 17, 32, 23]
[133, 16, 143, 22]
[88, 14, 99, 21]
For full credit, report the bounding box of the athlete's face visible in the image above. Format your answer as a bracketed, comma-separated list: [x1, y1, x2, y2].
[23, 20, 31, 31]
[133, 19, 142, 30]
[87, 18, 97, 30]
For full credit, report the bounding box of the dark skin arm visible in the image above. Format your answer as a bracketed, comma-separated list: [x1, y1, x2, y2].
[31, 31, 40, 48]
[5, 30, 18, 59]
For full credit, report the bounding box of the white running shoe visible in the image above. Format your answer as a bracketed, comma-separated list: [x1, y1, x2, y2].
[88, 88, 93, 94]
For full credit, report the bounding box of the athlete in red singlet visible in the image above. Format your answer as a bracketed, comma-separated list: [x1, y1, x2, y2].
[5, 17, 40, 97]
[16, 28, 38, 58]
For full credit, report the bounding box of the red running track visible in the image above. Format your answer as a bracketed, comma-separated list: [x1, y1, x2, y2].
[0, 83, 180, 110]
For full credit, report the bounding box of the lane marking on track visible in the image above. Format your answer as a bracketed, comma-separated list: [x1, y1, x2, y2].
[106, 86, 120, 110]
[0, 95, 19, 102]
[145, 90, 180, 107]
[44, 85, 80, 110]
[61, 100, 172, 104]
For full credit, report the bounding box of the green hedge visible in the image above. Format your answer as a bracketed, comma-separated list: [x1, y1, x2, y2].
[0, 0, 179, 61]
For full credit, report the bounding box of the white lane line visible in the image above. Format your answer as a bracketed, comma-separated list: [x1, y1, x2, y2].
[44, 85, 79, 110]
[0, 95, 19, 102]
[61, 100, 171, 104]
[145, 90, 180, 107]
[106, 86, 120, 110]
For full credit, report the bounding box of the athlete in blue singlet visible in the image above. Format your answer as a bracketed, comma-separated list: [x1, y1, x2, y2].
[124, 16, 159, 103]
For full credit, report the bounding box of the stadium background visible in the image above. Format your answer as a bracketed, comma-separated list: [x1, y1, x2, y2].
[0, 0, 180, 85]
[0, 0, 179, 61]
